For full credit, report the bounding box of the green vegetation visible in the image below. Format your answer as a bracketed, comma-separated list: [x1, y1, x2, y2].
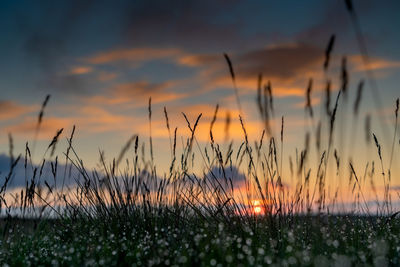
[1, 215, 400, 266]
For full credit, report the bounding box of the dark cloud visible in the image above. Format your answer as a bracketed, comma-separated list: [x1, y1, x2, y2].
[85, 47, 182, 65]
[0, 154, 82, 189]
[180, 43, 323, 82]
[121, 0, 244, 51]
[238, 43, 323, 79]
[296, 0, 374, 46]
[16, 0, 96, 94]
[113, 81, 170, 97]
[23, 31, 92, 94]
[19, 0, 96, 64]
[40, 73, 91, 95]
[13, 0, 335, 97]
[15, 0, 243, 94]
[10, 0, 391, 98]
[204, 166, 246, 190]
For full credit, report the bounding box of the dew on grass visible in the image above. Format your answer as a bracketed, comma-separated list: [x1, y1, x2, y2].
[264, 255, 272, 264]
[225, 255, 233, 263]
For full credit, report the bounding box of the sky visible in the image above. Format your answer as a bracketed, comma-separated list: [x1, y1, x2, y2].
[0, 0, 400, 197]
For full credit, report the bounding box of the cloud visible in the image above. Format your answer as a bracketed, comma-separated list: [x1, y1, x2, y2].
[69, 66, 93, 75]
[0, 154, 82, 189]
[177, 44, 400, 103]
[18, 1, 98, 94]
[178, 42, 323, 97]
[295, 0, 374, 44]
[137, 113, 263, 143]
[85, 47, 182, 65]
[203, 165, 246, 190]
[236, 43, 323, 80]
[139, 102, 308, 143]
[19, 0, 97, 68]
[75, 106, 135, 133]
[113, 81, 172, 100]
[186, 43, 320, 67]
[0, 101, 35, 121]
[97, 71, 118, 82]
[86, 80, 187, 107]
[178, 54, 220, 67]
[349, 55, 400, 72]
[5, 116, 72, 139]
[120, 0, 245, 51]
[168, 104, 237, 120]
[3, 105, 137, 139]
[179, 43, 323, 78]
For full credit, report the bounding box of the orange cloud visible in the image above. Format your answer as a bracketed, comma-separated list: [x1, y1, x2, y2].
[85, 47, 182, 65]
[0, 101, 36, 121]
[5, 116, 72, 139]
[177, 43, 324, 99]
[69, 66, 93, 75]
[178, 54, 220, 67]
[86, 80, 187, 107]
[3, 105, 139, 140]
[350, 55, 400, 72]
[294, 95, 322, 109]
[114, 81, 170, 99]
[178, 43, 323, 80]
[170, 104, 239, 120]
[136, 102, 307, 143]
[74, 106, 135, 133]
[210, 75, 309, 97]
[134, 115, 263, 143]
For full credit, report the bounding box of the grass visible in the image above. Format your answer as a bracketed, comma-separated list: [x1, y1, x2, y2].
[1, 215, 399, 266]
[1, 9, 400, 266]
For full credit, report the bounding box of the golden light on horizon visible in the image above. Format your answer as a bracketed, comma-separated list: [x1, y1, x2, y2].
[254, 206, 262, 214]
[252, 200, 263, 215]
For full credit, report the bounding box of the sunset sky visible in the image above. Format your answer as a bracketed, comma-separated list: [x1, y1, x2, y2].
[0, 0, 400, 193]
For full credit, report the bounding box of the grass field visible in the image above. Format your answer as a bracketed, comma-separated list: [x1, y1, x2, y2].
[1, 215, 399, 266]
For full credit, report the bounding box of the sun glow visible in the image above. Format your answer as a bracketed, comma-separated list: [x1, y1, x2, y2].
[252, 200, 263, 214]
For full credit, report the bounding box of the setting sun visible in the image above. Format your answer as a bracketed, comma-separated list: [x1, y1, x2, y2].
[252, 200, 263, 214]
[254, 206, 262, 214]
